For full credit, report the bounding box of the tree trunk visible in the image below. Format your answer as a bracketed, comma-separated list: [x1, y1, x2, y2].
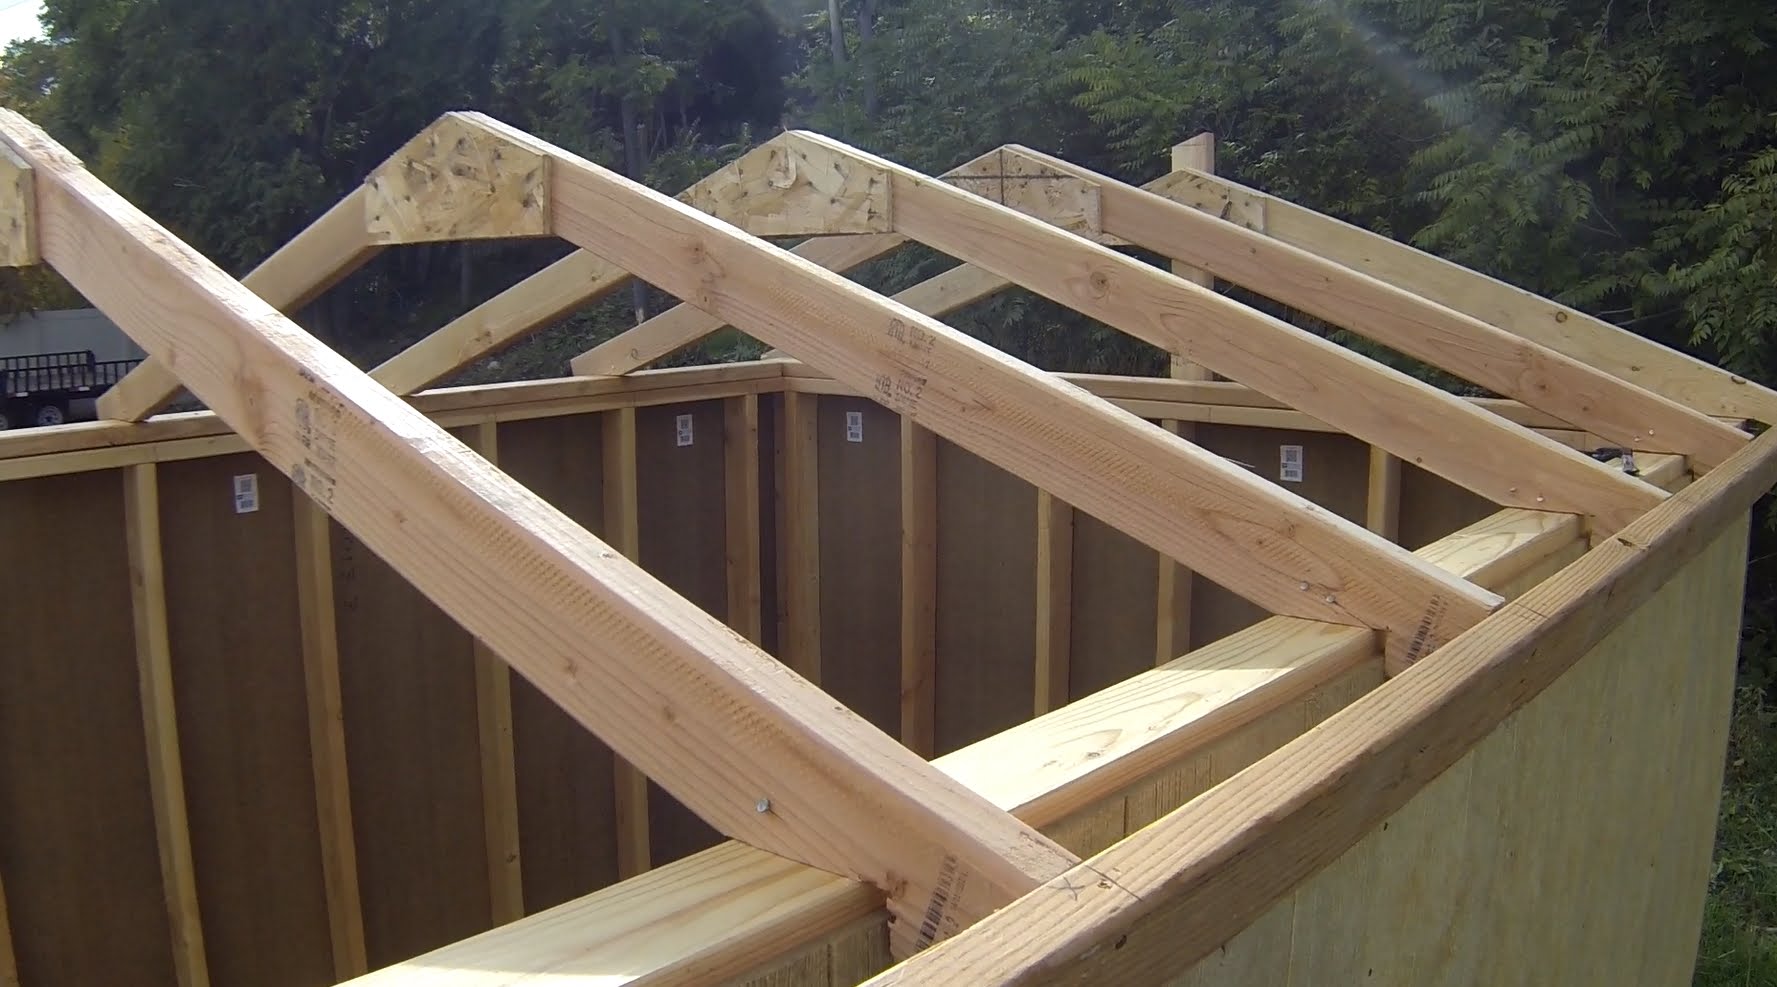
[859, 0, 877, 119]
[611, 20, 650, 325]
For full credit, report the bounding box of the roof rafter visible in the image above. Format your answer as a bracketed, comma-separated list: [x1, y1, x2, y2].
[1150, 154, 1777, 427]
[461, 110, 1500, 670]
[1007, 145, 1748, 468]
[0, 108, 1082, 962]
[759, 130, 1662, 533]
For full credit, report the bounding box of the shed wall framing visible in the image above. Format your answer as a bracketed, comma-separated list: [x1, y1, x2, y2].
[0, 108, 1772, 987]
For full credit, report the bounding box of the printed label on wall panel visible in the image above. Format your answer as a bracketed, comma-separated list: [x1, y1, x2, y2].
[846, 410, 864, 443]
[233, 473, 260, 513]
[676, 414, 694, 447]
[1280, 445, 1304, 483]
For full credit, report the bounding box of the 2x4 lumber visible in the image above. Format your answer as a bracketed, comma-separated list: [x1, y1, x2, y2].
[1034, 490, 1073, 715]
[600, 407, 652, 881]
[899, 420, 938, 757]
[1367, 448, 1403, 542]
[99, 186, 388, 422]
[1013, 146, 1749, 471]
[463, 422, 525, 924]
[783, 130, 1664, 533]
[724, 395, 765, 644]
[0, 110, 1078, 960]
[1149, 164, 1777, 426]
[0, 870, 16, 987]
[339, 479, 1600, 987]
[122, 464, 210, 987]
[858, 429, 1777, 987]
[0, 140, 37, 266]
[463, 115, 1501, 669]
[292, 494, 370, 979]
[778, 391, 822, 682]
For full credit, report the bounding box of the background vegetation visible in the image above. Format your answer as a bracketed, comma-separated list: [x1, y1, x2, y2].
[1, 2, 1773, 979]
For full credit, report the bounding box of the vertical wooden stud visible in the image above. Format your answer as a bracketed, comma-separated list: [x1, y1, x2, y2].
[1155, 132, 1218, 665]
[464, 422, 524, 924]
[778, 391, 822, 683]
[1034, 490, 1074, 715]
[1367, 446, 1402, 542]
[0, 868, 19, 987]
[899, 419, 938, 757]
[725, 395, 764, 644]
[602, 407, 652, 880]
[123, 463, 210, 987]
[293, 491, 368, 979]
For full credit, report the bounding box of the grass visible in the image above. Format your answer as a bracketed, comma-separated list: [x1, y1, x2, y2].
[1696, 684, 1777, 985]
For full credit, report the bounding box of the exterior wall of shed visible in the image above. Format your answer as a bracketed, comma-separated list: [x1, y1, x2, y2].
[0, 382, 1510, 986]
[1163, 511, 1751, 986]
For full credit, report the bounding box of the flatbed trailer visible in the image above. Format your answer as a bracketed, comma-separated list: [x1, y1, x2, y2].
[0, 349, 143, 428]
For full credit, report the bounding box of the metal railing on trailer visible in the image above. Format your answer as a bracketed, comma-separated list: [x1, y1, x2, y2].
[0, 349, 144, 429]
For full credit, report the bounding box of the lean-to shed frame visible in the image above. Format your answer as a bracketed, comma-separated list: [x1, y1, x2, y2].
[1, 106, 1775, 985]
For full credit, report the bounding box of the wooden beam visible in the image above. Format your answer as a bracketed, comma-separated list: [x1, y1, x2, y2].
[0, 140, 37, 267]
[293, 493, 370, 979]
[778, 391, 822, 683]
[1034, 490, 1073, 715]
[332, 475, 1608, 987]
[600, 407, 652, 881]
[1010, 146, 1747, 470]
[365, 114, 552, 245]
[0, 109, 1078, 959]
[858, 430, 1777, 986]
[463, 112, 1499, 669]
[371, 250, 629, 396]
[899, 420, 937, 757]
[122, 464, 209, 987]
[1149, 165, 1777, 427]
[724, 395, 765, 644]
[1367, 447, 1402, 542]
[463, 422, 524, 924]
[100, 185, 388, 422]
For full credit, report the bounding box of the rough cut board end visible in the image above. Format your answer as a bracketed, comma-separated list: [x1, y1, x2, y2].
[0, 140, 39, 267]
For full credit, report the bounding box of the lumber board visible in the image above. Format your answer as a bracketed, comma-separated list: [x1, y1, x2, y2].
[0, 140, 37, 266]
[0, 109, 1079, 959]
[1033, 490, 1074, 715]
[161, 454, 335, 986]
[0, 871, 15, 987]
[725, 395, 765, 645]
[332, 469, 1594, 987]
[778, 391, 822, 683]
[122, 464, 211, 987]
[365, 115, 551, 244]
[1012, 146, 1748, 470]
[100, 185, 388, 422]
[857, 426, 1777, 986]
[782, 131, 1661, 536]
[600, 407, 654, 880]
[899, 419, 938, 756]
[461, 423, 525, 924]
[1149, 164, 1777, 426]
[465, 114, 1500, 668]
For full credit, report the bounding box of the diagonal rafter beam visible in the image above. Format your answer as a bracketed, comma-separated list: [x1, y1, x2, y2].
[1007, 145, 1749, 469]
[0, 109, 1081, 963]
[1150, 157, 1777, 427]
[455, 112, 1500, 669]
[764, 131, 1664, 534]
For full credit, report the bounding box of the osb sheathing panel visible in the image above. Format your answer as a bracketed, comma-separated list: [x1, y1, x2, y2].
[635, 400, 731, 868]
[1068, 511, 1159, 700]
[0, 471, 177, 985]
[496, 414, 620, 914]
[160, 452, 335, 985]
[1172, 515, 1748, 986]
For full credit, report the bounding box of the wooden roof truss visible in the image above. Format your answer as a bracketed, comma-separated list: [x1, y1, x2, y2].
[2, 108, 1773, 985]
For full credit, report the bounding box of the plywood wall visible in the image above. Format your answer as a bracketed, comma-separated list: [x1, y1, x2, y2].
[0, 390, 1507, 985]
[1170, 514, 1749, 986]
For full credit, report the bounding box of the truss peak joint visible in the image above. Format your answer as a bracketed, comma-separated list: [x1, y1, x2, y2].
[365, 113, 553, 245]
[1147, 165, 1268, 233]
[0, 140, 38, 267]
[688, 133, 894, 237]
[938, 146, 1107, 241]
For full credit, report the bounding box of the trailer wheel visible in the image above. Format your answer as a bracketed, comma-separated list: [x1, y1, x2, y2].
[32, 402, 65, 427]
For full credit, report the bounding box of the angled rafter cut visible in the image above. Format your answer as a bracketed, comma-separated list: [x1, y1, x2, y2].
[2, 105, 1768, 987]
